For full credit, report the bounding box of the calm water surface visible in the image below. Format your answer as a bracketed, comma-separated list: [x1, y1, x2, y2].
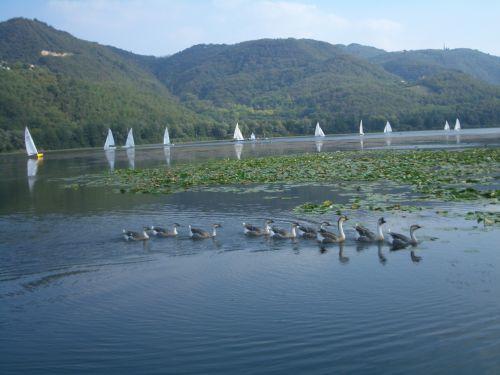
[1, 129, 500, 374]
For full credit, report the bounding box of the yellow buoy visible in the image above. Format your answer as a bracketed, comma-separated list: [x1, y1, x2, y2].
[37, 153, 44, 159]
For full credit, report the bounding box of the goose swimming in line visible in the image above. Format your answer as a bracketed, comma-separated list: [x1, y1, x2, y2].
[151, 223, 180, 237]
[294, 222, 317, 239]
[270, 223, 298, 239]
[123, 229, 150, 241]
[317, 216, 349, 244]
[389, 224, 422, 250]
[354, 217, 386, 242]
[243, 219, 274, 236]
[189, 224, 222, 240]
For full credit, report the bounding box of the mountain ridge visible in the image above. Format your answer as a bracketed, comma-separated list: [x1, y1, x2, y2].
[1, 18, 499, 152]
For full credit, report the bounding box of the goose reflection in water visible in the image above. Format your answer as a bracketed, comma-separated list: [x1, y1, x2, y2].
[377, 242, 387, 264]
[338, 243, 349, 264]
[27, 158, 41, 193]
[164, 146, 171, 166]
[234, 143, 243, 160]
[104, 149, 115, 171]
[126, 147, 135, 169]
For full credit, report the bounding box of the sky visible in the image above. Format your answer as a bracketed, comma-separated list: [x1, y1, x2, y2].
[1, 0, 499, 57]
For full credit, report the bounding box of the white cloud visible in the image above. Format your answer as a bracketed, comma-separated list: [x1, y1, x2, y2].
[46, 0, 404, 55]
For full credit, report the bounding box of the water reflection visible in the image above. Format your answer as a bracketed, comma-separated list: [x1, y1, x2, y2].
[338, 243, 349, 264]
[377, 242, 387, 264]
[126, 148, 135, 169]
[26, 158, 40, 192]
[385, 136, 392, 147]
[104, 149, 115, 171]
[234, 143, 243, 160]
[163, 146, 171, 167]
[456, 133, 461, 144]
[360, 138, 364, 150]
[315, 140, 323, 152]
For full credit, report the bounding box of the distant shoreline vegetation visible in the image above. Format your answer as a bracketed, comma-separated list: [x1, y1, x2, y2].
[108, 149, 499, 207]
[1, 18, 500, 152]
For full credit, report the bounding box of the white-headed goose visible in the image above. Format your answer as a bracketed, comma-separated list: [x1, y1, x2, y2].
[354, 217, 386, 242]
[151, 223, 180, 237]
[189, 224, 222, 240]
[270, 223, 298, 239]
[317, 216, 349, 244]
[243, 219, 274, 236]
[123, 229, 149, 241]
[389, 224, 422, 250]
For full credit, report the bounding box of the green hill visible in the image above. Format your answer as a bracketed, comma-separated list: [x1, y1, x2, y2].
[0, 18, 499, 152]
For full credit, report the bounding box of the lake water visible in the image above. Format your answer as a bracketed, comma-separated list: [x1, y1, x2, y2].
[1, 129, 500, 374]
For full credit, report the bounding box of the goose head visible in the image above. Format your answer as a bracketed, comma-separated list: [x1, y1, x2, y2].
[212, 223, 222, 228]
[338, 215, 349, 223]
[378, 217, 387, 225]
[173, 223, 181, 227]
[265, 219, 274, 224]
[410, 224, 422, 232]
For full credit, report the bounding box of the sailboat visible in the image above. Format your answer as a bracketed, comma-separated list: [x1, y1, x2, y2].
[444, 121, 450, 131]
[163, 127, 171, 145]
[25, 127, 43, 159]
[233, 123, 244, 141]
[104, 129, 116, 150]
[383, 121, 392, 133]
[454, 118, 461, 131]
[124, 128, 135, 148]
[315, 122, 325, 137]
[359, 120, 364, 136]
[250, 132, 256, 141]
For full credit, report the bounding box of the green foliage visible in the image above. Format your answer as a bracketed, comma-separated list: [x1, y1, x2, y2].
[1, 18, 500, 152]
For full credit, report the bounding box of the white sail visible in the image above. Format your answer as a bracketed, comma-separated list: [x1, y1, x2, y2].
[359, 120, 364, 136]
[233, 123, 244, 141]
[104, 129, 115, 150]
[454, 118, 461, 131]
[444, 121, 450, 131]
[105, 149, 115, 171]
[250, 132, 256, 141]
[25, 127, 38, 156]
[125, 128, 135, 148]
[315, 122, 325, 137]
[163, 127, 171, 145]
[384, 121, 392, 133]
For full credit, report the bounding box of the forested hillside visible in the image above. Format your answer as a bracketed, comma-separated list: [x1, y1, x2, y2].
[1, 18, 499, 152]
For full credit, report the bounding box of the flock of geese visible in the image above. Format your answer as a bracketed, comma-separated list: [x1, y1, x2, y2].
[123, 215, 423, 261]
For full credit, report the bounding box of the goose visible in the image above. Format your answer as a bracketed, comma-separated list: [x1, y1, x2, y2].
[270, 223, 298, 239]
[410, 250, 422, 263]
[354, 217, 386, 242]
[243, 219, 274, 236]
[389, 224, 422, 250]
[123, 229, 149, 241]
[151, 223, 180, 237]
[294, 222, 317, 239]
[189, 224, 222, 240]
[317, 216, 349, 244]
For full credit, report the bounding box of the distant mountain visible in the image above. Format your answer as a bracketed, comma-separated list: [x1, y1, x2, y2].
[0, 18, 499, 152]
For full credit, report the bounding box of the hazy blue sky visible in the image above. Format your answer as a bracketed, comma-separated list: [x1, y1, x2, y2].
[1, 0, 499, 56]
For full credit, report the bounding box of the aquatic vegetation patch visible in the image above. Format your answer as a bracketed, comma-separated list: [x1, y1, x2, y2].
[465, 211, 500, 226]
[110, 148, 500, 205]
